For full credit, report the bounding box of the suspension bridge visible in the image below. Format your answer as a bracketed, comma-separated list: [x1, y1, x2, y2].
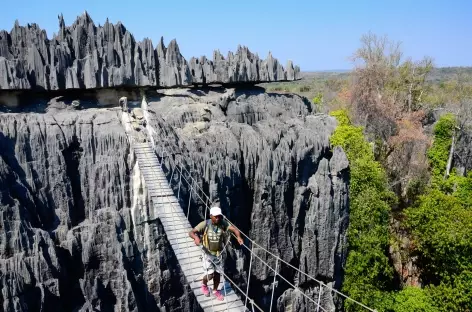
[123, 99, 377, 312]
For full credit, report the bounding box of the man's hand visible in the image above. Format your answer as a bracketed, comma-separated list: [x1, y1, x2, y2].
[228, 224, 244, 246]
[189, 229, 201, 246]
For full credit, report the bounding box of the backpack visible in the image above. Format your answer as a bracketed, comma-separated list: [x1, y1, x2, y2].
[202, 219, 228, 255]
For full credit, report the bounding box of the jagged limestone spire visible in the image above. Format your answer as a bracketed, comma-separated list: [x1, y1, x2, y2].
[58, 13, 65, 40]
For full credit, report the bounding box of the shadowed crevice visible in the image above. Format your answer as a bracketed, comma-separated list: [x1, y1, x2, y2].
[61, 136, 85, 227]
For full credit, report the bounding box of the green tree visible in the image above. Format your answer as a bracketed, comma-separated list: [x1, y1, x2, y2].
[312, 92, 323, 110]
[426, 113, 456, 181]
[404, 114, 472, 311]
[393, 57, 434, 112]
[392, 287, 439, 312]
[426, 270, 472, 312]
[330, 110, 396, 311]
[405, 189, 472, 281]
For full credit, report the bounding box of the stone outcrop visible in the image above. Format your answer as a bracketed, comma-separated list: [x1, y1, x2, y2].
[0, 106, 199, 311]
[188, 48, 293, 84]
[455, 120, 472, 176]
[456, 131, 472, 176]
[144, 87, 349, 311]
[0, 87, 348, 311]
[0, 12, 300, 90]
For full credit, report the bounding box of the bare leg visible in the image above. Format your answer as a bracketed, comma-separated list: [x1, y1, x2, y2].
[202, 273, 213, 286]
[213, 272, 221, 291]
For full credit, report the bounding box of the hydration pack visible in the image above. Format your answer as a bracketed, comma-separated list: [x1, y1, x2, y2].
[202, 220, 227, 253]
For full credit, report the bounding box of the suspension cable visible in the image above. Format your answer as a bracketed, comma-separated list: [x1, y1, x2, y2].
[149, 144, 259, 310]
[144, 106, 377, 312]
[239, 242, 328, 312]
[153, 143, 343, 312]
[148, 134, 376, 311]
[199, 245, 264, 312]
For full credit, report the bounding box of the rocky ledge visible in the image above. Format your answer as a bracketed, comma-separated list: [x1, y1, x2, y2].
[0, 12, 300, 90]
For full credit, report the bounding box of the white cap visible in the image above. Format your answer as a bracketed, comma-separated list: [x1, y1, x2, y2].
[210, 206, 222, 216]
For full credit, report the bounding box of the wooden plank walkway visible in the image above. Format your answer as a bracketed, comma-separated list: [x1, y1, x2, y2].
[133, 142, 247, 312]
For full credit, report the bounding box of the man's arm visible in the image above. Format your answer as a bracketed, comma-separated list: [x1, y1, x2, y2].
[189, 220, 206, 246]
[228, 224, 244, 245]
[189, 228, 201, 245]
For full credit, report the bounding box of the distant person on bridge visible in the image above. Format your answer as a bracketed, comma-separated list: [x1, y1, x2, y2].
[189, 206, 244, 301]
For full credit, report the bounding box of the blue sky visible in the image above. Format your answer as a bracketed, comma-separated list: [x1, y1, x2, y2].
[1, 0, 470, 71]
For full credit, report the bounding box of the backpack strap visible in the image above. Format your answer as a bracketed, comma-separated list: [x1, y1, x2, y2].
[202, 219, 212, 249]
[205, 219, 212, 232]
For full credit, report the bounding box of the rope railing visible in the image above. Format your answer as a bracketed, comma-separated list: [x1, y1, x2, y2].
[150, 145, 329, 311]
[141, 105, 376, 312]
[149, 141, 263, 312]
[155, 147, 220, 311]
[200, 247, 265, 312]
[239, 242, 328, 312]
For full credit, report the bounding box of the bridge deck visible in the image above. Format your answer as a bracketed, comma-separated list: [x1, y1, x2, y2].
[134, 142, 246, 312]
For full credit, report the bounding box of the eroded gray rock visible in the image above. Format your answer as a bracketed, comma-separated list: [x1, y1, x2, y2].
[0, 108, 198, 311]
[144, 87, 349, 311]
[456, 124, 472, 176]
[0, 87, 348, 312]
[0, 13, 299, 90]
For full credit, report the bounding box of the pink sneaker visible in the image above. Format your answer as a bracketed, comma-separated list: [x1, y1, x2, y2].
[213, 290, 224, 301]
[201, 284, 210, 297]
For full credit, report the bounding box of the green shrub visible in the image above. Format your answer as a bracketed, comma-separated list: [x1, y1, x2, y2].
[299, 85, 311, 92]
[330, 109, 351, 127]
[405, 189, 472, 280]
[312, 92, 323, 109]
[330, 109, 396, 311]
[403, 113, 472, 311]
[426, 270, 472, 312]
[426, 113, 456, 180]
[455, 172, 472, 208]
[332, 111, 472, 311]
[392, 287, 439, 312]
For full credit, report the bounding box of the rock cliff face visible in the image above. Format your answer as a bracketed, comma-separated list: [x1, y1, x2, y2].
[0, 106, 199, 311]
[0, 87, 348, 311]
[144, 88, 349, 311]
[0, 13, 299, 90]
[456, 124, 472, 177]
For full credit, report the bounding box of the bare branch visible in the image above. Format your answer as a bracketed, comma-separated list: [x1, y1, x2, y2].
[445, 130, 456, 179]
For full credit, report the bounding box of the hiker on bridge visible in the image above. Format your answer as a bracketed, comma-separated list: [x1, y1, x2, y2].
[189, 206, 244, 301]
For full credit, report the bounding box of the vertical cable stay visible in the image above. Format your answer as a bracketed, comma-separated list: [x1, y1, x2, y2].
[317, 284, 323, 312]
[269, 258, 278, 312]
[245, 243, 254, 307]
